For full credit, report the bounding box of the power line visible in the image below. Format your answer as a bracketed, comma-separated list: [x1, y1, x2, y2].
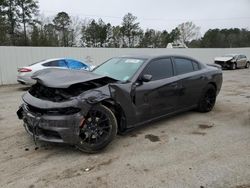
[41, 10, 250, 22]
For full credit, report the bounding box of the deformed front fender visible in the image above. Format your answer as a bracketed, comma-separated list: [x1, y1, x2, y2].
[77, 85, 112, 104]
[78, 83, 138, 127]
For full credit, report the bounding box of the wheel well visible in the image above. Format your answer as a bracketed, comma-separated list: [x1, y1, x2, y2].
[101, 100, 126, 133]
[208, 82, 217, 92]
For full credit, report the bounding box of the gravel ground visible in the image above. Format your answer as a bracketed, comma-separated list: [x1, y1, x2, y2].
[0, 68, 250, 188]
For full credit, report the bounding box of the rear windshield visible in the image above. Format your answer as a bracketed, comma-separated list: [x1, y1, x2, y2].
[29, 59, 46, 66]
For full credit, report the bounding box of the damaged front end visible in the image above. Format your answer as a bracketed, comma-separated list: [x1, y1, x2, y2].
[17, 69, 117, 145]
[214, 56, 235, 69]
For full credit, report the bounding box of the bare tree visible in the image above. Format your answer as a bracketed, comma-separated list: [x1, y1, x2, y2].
[178, 21, 200, 44]
[66, 16, 82, 47]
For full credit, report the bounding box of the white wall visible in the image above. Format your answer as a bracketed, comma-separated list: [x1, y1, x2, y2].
[0, 46, 250, 85]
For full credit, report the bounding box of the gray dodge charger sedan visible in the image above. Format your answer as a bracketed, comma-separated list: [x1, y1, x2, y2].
[17, 55, 223, 153]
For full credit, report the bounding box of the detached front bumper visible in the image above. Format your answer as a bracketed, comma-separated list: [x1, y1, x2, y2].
[17, 92, 90, 144]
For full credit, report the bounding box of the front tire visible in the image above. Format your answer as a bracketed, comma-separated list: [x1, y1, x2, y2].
[197, 84, 216, 113]
[230, 63, 236, 70]
[76, 104, 117, 153]
[245, 62, 250, 69]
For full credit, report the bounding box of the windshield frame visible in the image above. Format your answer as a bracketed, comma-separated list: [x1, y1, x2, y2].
[92, 57, 147, 82]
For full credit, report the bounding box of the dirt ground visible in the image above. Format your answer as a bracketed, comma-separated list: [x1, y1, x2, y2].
[0, 68, 250, 188]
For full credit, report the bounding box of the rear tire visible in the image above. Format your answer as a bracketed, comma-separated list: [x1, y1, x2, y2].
[230, 63, 236, 70]
[197, 84, 216, 113]
[245, 62, 250, 69]
[76, 104, 117, 153]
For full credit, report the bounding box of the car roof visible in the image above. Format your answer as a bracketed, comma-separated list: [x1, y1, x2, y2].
[42, 58, 81, 62]
[31, 58, 84, 66]
[118, 54, 200, 61]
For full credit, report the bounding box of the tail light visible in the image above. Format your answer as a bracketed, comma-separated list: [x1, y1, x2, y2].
[18, 68, 32, 72]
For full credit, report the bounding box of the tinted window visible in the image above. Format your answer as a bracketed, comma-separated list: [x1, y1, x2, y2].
[66, 60, 87, 70]
[43, 60, 67, 67]
[192, 61, 200, 71]
[143, 58, 173, 81]
[175, 58, 194, 75]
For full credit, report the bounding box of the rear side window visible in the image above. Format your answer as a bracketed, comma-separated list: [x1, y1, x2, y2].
[66, 60, 87, 70]
[43, 60, 67, 67]
[143, 58, 173, 81]
[175, 58, 195, 75]
[192, 61, 200, 71]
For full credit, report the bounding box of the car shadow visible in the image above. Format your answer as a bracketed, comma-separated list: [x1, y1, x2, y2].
[17, 86, 30, 91]
[121, 110, 195, 136]
[23, 110, 198, 155]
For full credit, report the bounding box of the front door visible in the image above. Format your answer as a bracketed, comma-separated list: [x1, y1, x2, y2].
[134, 58, 181, 122]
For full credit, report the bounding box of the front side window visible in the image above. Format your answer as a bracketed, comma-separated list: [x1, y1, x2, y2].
[143, 58, 173, 81]
[175, 58, 194, 75]
[93, 57, 145, 81]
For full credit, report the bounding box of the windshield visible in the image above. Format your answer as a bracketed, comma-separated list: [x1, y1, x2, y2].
[93, 57, 145, 81]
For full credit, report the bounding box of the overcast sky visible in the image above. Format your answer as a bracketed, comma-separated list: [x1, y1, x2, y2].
[39, 0, 250, 34]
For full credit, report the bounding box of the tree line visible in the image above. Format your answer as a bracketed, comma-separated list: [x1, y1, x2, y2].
[1, 0, 250, 48]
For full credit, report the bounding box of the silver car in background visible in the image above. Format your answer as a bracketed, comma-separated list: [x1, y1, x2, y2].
[214, 54, 249, 70]
[17, 58, 94, 85]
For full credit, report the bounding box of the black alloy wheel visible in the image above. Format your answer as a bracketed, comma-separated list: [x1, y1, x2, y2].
[76, 105, 117, 153]
[198, 85, 216, 113]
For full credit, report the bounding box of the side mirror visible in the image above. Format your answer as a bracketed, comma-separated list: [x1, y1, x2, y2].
[141, 74, 152, 82]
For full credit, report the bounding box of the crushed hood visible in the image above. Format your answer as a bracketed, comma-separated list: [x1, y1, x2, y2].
[214, 57, 233, 62]
[32, 68, 114, 88]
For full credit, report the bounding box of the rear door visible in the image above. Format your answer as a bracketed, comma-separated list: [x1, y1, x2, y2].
[135, 58, 181, 120]
[241, 55, 247, 67]
[237, 55, 242, 67]
[173, 57, 205, 108]
[237, 55, 244, 67]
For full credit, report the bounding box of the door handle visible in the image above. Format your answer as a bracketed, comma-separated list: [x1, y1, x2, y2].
[200, 75, 205, 80]
[170, 82, 178, 88]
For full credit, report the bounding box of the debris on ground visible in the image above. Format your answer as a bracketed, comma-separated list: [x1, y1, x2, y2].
[145, 134, 160, 142]
[191, 131, 206, 136]
[199, 123, 214, 129]
[84, 168, 90, 172]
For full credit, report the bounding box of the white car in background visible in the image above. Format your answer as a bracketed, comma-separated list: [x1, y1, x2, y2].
[17, 58, 94, 85]
[214, 54, 249, 70]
